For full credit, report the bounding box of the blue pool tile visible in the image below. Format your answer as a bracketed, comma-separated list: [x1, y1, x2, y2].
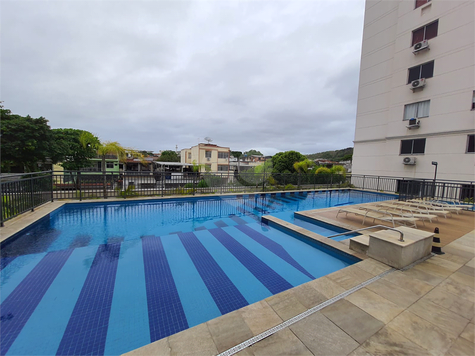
[141, 236, 189, 341]
[194, 226, 207, 231]
[56, 243, 121, 356]
[228, 215, 248, 225]
[1, 228, 61, 257]
[178, 232, 248, 314]
[105, 240, 150, 355]
[1, 253, 46, 303]
[6, 245, 98, 356]
[0, 257, 16, 271]
[214, 220, 228, 228]
[267, 198, 284, 206]
[235, 225, 314, 279]
[221, 226, 312, 288]
[69, 234, 92, 248]
[236, 207, 260, 221]
[209, 228, 293, 295]
[0, 249, 73, 355]
[107, 236, 125, 244]
[194, 230, 271, 304]
[161, 235, 221, 328]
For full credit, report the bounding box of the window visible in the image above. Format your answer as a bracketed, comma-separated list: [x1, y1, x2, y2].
[403, 100, 430, 120]
[205, 164, 212, 171]
[408, 61, 434, 83]
[188, 153, 191, 159]
[412, 20, 438, 46]
[467, 135, 475, 153]
[106, 162, 114, 169]
[400, 138, 426, 154]
[472, 91, 475, 110]
[217, 165, 228, 172]
[218, 152, 229, 159]
[205, 151, 212, 158]
[415, 0, 430, 9]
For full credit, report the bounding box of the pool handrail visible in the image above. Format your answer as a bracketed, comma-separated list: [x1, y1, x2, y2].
[327, 225, 405, 242]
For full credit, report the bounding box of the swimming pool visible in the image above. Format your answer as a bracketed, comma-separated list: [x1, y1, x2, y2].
[0, 190, 393, 355]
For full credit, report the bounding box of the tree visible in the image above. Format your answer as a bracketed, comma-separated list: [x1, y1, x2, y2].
[158, 150, 180, 162]
[293, 159, 314, 174]
[53, 129, 99, 170]
[245, 149, 263, 156]
[1, 107, 55, 172]
[231, 151, 243, 172]
[271, 151, 306, 173]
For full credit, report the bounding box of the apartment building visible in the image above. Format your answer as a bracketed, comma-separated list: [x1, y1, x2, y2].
[352, 0, 474, 181]
[180, 143, 231, 172]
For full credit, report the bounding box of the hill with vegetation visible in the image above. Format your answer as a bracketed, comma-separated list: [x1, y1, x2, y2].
[306, 147, 353, 162]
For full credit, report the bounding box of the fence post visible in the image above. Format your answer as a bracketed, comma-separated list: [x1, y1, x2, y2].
[78, 172, 82, 201]
[161, 171, 164, 197]
[263, 172, 266, 192]
[0, 178, 3, 227]
[193, 173, 196, 196]
[362, 175, 366, 190]
[30, 178, 35, 212]
[330, 173, 333, 189]
[50, 171, 54, 202]
[377, 176, 380, 192]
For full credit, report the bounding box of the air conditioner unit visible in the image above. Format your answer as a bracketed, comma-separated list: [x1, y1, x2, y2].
[410, 78, 425, 91]
[413, 40, 429, 54]
[206, 157, 210, 161]
[403, 157, 416, 165]
[406, 118, 421, 129]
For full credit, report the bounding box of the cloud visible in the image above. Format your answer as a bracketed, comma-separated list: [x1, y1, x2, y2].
[1, 0, 365, 156]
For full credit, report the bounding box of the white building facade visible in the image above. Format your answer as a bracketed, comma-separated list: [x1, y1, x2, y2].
[352, 0, 474, 181]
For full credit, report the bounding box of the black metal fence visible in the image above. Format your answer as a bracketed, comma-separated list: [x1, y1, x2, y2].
[1, 170, 473, 225]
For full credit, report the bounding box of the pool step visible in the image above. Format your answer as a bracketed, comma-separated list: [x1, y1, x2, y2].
[349, 235, 370, 254]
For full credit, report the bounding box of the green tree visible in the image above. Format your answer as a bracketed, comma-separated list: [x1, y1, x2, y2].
[293, 159, 314, 174]
[271, 151, 306, 173]
[1, 107, 55, 172]
[53, 129, 99, 170]
[231, 151, 243, 172]
[158, 150, 180, 162]
[245, 149, 263, 156]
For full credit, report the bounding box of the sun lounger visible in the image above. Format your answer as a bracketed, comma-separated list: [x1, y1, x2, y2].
[337, 207, 419, 228]
[375, 203, 439, 223]
[390, 201, 451, 218]
[408, 199, 463, 214]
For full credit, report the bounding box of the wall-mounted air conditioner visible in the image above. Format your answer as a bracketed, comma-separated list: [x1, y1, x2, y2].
[410, 78, 425, 91]
[413, 40, 429, 54]
[406, 118, 421, 129]
[403, 157, 416, 165]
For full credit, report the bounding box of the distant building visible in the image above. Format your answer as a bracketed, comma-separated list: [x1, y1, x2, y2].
[352, 0, 474, 181]
[181, 143, 231, 172]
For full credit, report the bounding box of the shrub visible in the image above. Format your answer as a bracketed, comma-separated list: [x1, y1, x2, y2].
[284, 184, 295, 190]
[197, 180, 208, 188]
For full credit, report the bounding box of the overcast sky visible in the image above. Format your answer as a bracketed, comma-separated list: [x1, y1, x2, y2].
[1, 0, 365, 156]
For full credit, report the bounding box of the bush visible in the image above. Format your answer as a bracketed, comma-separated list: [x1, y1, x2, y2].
[284, 184, 295, 190]
[184, 183, 193, 188]
[197, 180, 208, 188]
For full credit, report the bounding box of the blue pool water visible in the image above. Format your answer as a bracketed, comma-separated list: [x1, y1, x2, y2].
[0, 190, 393, 355]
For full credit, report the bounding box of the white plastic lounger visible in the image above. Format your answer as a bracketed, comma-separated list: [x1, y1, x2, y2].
[375, 203, 439, 223]
[391, 201, 451, 218]
[408, 199, 463, 214]
[337, 207, 419, 228]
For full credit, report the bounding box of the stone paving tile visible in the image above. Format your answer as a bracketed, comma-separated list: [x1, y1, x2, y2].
[347, 347, 374, 356]
[308, 276, 346, 299]
[345, 288, 405, 324]
[238, 300, 282, 336]
[412, 260, 453, 278]
[400, 265, 447, 286]
[265, 289, 308, 321]
[207, 310, 254, 353]
[449, 270, 475, 288]
[460, 322, 474, 343]
[439, 276, 475, 300]
[289, 312, 359, 356]
[457, 265, 475, 277]
[446, 336, 474, 356]
[124, 338, 170, 356]
[326, 265, 374, 290]
[424, 286, 475, 320]
[354, 259, 392, 276]
[438, 252, 473, 266]
[387, 310, 455, 355]
[408, 298, 470, 338]
[244, 328, 313, 356]
[466, 257, 475, 268]
[365, 278, 421, 308]
[320, 299, 384, 344]
[426, 255, 465, 272]
[381, 270, 434, 297]
[168, 323, 217, 356]
[353, 326, 432, 356]
[292, 283, 327, 309]
[443, 244, 475, 260]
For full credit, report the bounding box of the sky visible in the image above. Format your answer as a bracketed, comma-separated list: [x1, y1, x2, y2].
[1, 0, 365, 156]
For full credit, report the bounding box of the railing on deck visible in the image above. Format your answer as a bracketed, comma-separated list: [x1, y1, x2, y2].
[1, 170, 473, 225]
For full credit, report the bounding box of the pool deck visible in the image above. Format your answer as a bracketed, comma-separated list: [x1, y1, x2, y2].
[2, 197, 474, 356]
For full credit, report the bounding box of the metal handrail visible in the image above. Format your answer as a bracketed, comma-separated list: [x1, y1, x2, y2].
[327, 225, 405, 242]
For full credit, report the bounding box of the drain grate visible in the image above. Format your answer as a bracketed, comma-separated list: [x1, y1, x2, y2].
[218, 267, 395, 356]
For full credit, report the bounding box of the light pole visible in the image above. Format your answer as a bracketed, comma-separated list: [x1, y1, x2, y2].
[432, 161, 438, 198]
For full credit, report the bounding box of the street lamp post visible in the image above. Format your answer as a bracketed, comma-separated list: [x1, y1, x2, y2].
[432, 161, 438, 198]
